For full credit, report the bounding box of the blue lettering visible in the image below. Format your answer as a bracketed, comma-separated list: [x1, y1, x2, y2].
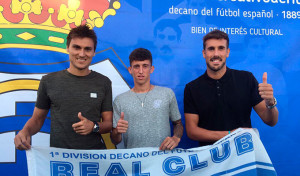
[234, 132, 254, 156]
[110, 154, 116, 159]
[124, 153, 129, 159]
[117, 153, 122, 159]
[210, 141, 231, 163]
[188, 154, 208, 171]
[63, 153, 69, 158]
[105, 163, 127, 176]
[50, 161, 73, 176]
[80, 162, 99, 176]
[132, 161, 150, 176]
[163, 156, 185, 175]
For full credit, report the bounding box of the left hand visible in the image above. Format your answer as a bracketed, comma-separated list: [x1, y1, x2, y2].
[159, 136, 181, 150]
[258, 72, 275, 106]
[72, 112, 94, 135]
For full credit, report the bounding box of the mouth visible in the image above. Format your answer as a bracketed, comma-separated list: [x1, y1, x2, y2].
[210, 56, 222, 64]
[137, 75, 144, 80]
[76, 57, 87, 62]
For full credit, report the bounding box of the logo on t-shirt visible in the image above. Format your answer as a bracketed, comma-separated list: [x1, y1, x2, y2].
[153, 99, 162, 109]
[90, 93, 97, 98]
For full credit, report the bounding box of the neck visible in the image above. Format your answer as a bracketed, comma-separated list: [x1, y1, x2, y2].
[132, 83, 153, 93]
[207, 66, 227, 80]
[67, 67, 91, 76]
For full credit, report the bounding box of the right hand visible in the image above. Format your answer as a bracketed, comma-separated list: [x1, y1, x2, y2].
[14, 130, 31, 150]
[116, 112, 128, 134]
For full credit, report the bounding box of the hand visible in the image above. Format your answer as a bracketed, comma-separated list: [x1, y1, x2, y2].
[159, 136, 181, 150]
[116, 112, 128, 134]
[258, 72, 275, 106]
[72, 112, 94, 135]
[14, 130, 31, 150]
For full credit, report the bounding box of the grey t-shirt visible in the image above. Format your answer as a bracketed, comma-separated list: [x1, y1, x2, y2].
[113, 86, 181, 149]
[36, 70, 112, 149]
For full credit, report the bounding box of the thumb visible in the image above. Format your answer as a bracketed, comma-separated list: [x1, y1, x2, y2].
[120, 112, 124, 120]
[262, 72, 267, 84]
[78, 112, 85, 121]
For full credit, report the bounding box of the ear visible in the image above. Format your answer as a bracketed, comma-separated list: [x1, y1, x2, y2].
[150, 66, 154, 74]
[226, 48, 230, 58]
[128, 66, 132, 74]
[202, 49, 205, 58]
[66, 46, 70, 53]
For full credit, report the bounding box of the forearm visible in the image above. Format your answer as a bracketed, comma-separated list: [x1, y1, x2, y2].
[254, 101, 279, 127]
[22, 107, 48, 136]
[22, 117, 45, 136]
[173, 121, 183, 139]
[261, 107, 278, 126]
[110, 128, 122, 145]
[185, 113, 228, 143]
[100, 111, 113, 133]
[99, 120, 112, 134]
[187, 127, 229, 142]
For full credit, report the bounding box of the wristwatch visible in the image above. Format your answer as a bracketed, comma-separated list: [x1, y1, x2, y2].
[266, 97, 277, 109]
[92, 121, 100, 133]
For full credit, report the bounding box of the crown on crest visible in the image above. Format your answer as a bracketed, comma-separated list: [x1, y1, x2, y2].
[0, 0, 121, 53]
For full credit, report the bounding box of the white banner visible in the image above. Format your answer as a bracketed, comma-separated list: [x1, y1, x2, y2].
[26, 129, 277, 176]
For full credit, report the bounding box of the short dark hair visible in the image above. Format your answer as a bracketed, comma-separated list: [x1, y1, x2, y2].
[203, 30, 229, 49]
[129, 48, 152, 66]
[66, 25, 97, 51]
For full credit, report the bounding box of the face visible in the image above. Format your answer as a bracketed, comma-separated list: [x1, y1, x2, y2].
[128, 60, 154, 86]
[67, 37, 95, 73]
[247, 37, 267, 60]
[155, 27, 179, 56]
[203, 39, 230, 73]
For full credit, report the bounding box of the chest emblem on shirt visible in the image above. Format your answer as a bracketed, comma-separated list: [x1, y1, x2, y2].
[153, 99, 162, 109]
[90, 93, 97, 98]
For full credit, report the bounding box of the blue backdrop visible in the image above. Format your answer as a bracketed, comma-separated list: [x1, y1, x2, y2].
[0, 0, 298, 175]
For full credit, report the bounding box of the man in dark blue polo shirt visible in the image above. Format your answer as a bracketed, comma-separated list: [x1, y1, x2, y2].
[184, 30, 278, 146]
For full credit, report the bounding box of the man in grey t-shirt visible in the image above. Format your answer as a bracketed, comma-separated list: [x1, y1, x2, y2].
[14, 25, 113, 150]
[111, 48, 183, 150]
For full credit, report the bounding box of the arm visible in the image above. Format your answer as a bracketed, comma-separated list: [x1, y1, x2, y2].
[254, 72, 278, 126]
[111, 128, 122, 145]
[99, 111, 113, 133]
[14, 107, 49, 150]
[254, 100, 278, 126]
[110, 112, 128, 145]
[159, 119, 183, 150]
[185, 113, 229, 143]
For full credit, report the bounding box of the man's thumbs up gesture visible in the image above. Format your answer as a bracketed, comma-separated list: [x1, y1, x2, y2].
[116, 112, 128, 134]
[72, 112, 94, 135]
[258, 72, 275, 107]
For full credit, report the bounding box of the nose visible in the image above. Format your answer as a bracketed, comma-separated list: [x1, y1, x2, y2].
[79, 49, 85, 57]
[214, 49, 220, 57]
[138, 67, 143, 74]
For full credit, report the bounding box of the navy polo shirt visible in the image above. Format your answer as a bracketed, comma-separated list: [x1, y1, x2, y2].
[184, 67, 263, 146]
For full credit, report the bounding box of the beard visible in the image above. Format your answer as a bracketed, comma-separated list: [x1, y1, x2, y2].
[206, 56, 226, 72]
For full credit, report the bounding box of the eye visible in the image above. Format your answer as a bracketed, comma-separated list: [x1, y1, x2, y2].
[72, 45, 81, 50]
[219, 46, 225, 50]
[168, 35, 176, 41]
[158, 34, 165, 40]
[85, 47, 93, 52]
[207, 47, 214, 51]
[133, 65, 140, 69]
